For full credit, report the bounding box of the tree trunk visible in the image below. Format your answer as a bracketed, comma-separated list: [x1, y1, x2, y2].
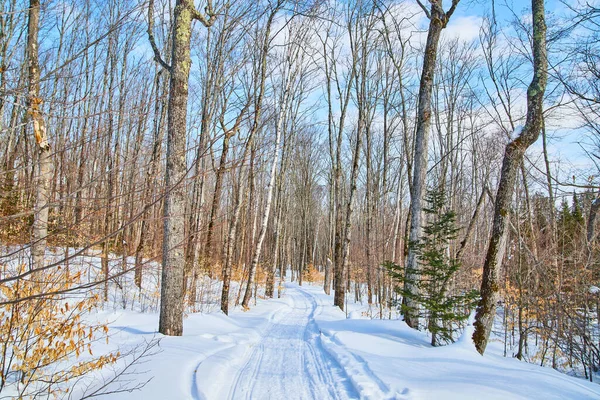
[473, 0, 547, 354]
[455, 186, 487, 262]
[404, 0, 458, 329]
[324, 257, 333, 295]
[205, 133, 233, 268]
[266, 173, 284, 298]
[221, 4, 277, 311]
[332, 32, 357, 311]
[221, 148, 250, 315]
[151, 0, 217, 336]
[27, 0, 53, 273]
[241, 67, 291, 309]
[135, 70, 165, 289]
[158, 2, 192, 336]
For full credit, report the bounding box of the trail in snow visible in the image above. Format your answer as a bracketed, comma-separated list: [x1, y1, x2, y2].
[226, 286, 358, 400]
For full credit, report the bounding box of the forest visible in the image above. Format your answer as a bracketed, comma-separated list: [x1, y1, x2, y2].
[1, 0, 600, 397]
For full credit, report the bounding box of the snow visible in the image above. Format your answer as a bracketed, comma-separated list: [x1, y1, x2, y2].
[511, 125, 524, 140]
[89, 283, 600, 399]
[3, 248, 600, 399]
[303, 286, 600, 400]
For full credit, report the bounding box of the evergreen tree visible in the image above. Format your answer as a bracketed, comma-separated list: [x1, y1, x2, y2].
[385, 188, 478, 346]
[571, 192, 584, 224]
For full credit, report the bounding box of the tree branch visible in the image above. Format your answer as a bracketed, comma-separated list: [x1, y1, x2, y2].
[147, 0, 171, 71]
[415, 0, 431, 20]
[221, 98, 251, 139]
[445, 0, 461, 21]
[187, 0, 218, 27]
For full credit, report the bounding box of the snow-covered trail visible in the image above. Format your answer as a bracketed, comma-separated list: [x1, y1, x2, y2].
[226, 286, 358, 400]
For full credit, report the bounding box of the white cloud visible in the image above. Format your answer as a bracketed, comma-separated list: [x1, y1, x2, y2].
[443, 15, 483, 43]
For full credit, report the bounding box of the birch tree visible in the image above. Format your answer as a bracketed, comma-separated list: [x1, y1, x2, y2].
[242, 5, 308, 309]
[27, 0, 52, 273]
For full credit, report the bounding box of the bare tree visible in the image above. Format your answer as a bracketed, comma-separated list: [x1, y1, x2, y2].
[330, 3, 358, 311]
[26, 0, 52, 274]
[148, 0, 217, 335]
[242, 3, 306, 309]
[473, 0, 548, 355]
[404, 0, 460, 329]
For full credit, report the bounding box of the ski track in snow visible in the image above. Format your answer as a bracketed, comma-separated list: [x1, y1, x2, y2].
[225, 286, 359, 400]
[190, 343, 236, 400]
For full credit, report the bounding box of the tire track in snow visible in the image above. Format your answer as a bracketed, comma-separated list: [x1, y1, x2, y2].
[296, 287, 409, 400]
[227, 305, 290, 400]
[297, 289, 357, 400]
[226, 286, 358, 400]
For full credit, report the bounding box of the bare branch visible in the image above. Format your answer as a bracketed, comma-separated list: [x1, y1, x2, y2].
[415, 0, 431, 20]
[187, 0, 218, 27]
[445, 0, 461, 21]
[147, 0, 171, 71]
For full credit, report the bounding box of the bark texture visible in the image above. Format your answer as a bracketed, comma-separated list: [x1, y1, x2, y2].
[473, 0, 547, 354]
[159, 0, 193, 336]
[404, 0, 459, 328]
[28, 0, 52, 273]
[151, 0, 216, 336]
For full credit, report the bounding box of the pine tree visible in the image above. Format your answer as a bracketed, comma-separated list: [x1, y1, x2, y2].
[571, 192, 584, 226]
[385, 188, 478, 346]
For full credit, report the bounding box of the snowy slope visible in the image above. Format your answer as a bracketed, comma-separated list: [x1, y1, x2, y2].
[84, 282, 600, 400]
[303, 284, 600, 400]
